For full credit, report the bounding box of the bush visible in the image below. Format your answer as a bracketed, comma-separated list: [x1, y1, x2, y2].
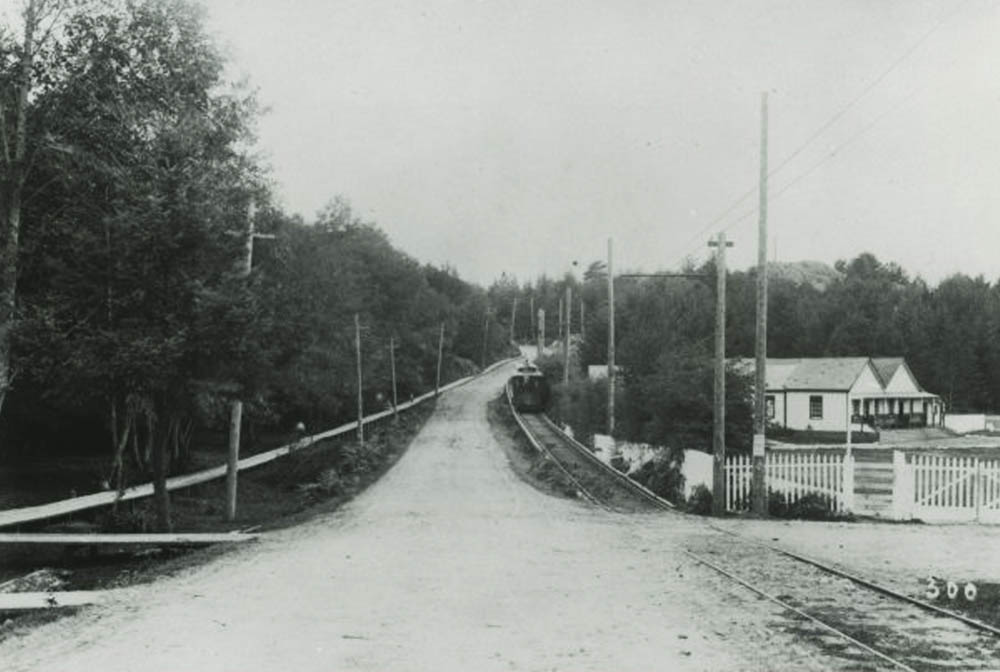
[768, 490, 843, 520]
[630, 451, 685, 503]
[686, 484, 713, 515]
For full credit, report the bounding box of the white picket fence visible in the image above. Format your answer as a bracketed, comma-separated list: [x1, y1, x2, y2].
[897, 453, 1000, 523]
[725, 451, 853, 514]
[724, 449, 1000, 523]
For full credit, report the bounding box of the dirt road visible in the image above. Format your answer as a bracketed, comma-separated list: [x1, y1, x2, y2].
[1, 364, 850, 671]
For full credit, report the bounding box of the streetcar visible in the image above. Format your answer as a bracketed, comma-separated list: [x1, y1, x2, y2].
[508, 361, 550, 412]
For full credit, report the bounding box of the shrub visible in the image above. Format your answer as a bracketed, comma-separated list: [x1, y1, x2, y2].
[686, 484, 713, 515]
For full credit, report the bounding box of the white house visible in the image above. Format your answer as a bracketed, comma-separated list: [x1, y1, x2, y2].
[735, 357, 943, 434]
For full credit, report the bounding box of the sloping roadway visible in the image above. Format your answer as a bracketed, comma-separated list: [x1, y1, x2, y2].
[0, 362, 843, 671]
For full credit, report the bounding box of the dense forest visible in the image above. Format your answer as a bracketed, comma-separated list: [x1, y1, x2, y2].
[0, 0, 514, 522]
[490, 253, 1000, 453]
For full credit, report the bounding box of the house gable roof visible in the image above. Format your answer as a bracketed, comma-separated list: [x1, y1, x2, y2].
[780, 357, 871, 391]
[732, 356, 933, 395]
[873, 357, 924, 393]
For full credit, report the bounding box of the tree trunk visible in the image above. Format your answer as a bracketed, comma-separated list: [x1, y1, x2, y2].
[0, 0, 39, 425]
[151, 414, 172, 532]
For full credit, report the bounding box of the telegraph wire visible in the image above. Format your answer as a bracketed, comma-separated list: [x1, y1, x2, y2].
[670, 1, 972, 262]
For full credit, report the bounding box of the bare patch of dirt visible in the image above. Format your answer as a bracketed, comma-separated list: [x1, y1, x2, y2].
[0, 403, 436, 640]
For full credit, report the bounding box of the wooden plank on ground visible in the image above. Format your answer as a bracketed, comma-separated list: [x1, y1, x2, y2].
[0, 532, 258, 545]
[0, 590, 112, 610]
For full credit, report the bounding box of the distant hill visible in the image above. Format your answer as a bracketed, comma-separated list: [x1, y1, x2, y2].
[767, 261, 842, 291]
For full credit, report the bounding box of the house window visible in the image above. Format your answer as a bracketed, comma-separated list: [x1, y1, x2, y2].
[809, 395, 823, 420]
[765, 395, 775, 419]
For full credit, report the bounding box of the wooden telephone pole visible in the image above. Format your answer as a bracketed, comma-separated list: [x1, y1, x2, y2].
[389, 335, 398, 422]
[529, 296, 535, 342]
[226, 202, 274, 522]
[709, 232, 733, 516]
[510, 297, 518, 342]
[435, 322, 445, 396]
[752, 92, 769, 516]
[481, 309, 490, 369]
[607, 238, 616, 434]
[563, 285, 572, 385]
[355, 313, 364, 446]
[537, 308, 545, 359]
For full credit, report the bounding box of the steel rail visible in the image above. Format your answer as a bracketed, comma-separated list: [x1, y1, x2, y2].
[708, 523, 1000, 639]
[682, 548, 917, 672]
[536, 415, 675, 511]
[504, 383, 604, 508]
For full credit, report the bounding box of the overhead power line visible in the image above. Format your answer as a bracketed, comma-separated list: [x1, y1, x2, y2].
[672, 1, 972, 261]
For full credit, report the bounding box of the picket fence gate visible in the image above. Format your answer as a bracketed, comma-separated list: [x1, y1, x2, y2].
[898, 453, 1000, 523]
[724, 451, 853, 514]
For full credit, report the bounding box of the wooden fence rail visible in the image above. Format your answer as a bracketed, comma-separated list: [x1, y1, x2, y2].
[0, 358, 516, 529]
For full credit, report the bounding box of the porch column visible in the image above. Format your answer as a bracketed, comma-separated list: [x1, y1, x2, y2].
[845, 394, 852, 456]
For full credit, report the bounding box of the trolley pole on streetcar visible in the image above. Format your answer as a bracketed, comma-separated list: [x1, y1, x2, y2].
[709, 232, 733, 516]
[752, 92, 770, 517]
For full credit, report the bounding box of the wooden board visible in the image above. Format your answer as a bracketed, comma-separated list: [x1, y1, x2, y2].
[0, 532, 258, 545]
[0, 590, 112, 610]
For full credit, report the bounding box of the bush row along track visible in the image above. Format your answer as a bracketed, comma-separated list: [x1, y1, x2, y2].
[506, 391, 1000, 670]
[507, 406, 670, 514]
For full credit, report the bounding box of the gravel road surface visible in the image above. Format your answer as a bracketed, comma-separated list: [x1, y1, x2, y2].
[0, 363, 886, 671]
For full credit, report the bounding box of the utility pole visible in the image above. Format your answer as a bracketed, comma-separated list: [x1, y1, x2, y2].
[226, 202, 273, 522]
[558, 298, 564, 345]
[389, 335, 398, 422]
[752, 91, 769, 517]
[510, 296, 517, 343]
[435, 322, 445, 396]
[537, 308, 545, 359]
[529, 295, 535, 342]
[709, 232, 733, 516]
[607, 238, 616, 435]
[563, 285, 572, 386]
[355, 313, 364, 447]
[481, 309, 490, 369]
[580, 296, 585, 342]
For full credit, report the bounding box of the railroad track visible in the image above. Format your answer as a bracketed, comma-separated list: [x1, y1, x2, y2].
[505, 390, 1000, 670]
[505, 388, 672, 514]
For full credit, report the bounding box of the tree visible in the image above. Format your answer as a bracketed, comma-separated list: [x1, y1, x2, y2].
[0, 0, 71, 422]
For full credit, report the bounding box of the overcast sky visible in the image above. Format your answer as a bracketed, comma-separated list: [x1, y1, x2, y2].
[199, 0, 999, 287]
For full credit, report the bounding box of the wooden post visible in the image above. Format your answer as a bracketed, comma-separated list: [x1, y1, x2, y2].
[752, 91, 769, 517]
[481, 310, 490, 369]
[226, 201, 267, 523]
[607, 238, 615, 435]
[563, 286, 571, 386]
[389, 336, 398, 422]
[510, 296, 517, 343]
[537, 308, 545, 360]
[434, 322, 445, 396]
[529, 295, 535, 342]
[558, 298, 563, 345]
[709, 232, 733, 516]
[355, 313, 364, 446]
